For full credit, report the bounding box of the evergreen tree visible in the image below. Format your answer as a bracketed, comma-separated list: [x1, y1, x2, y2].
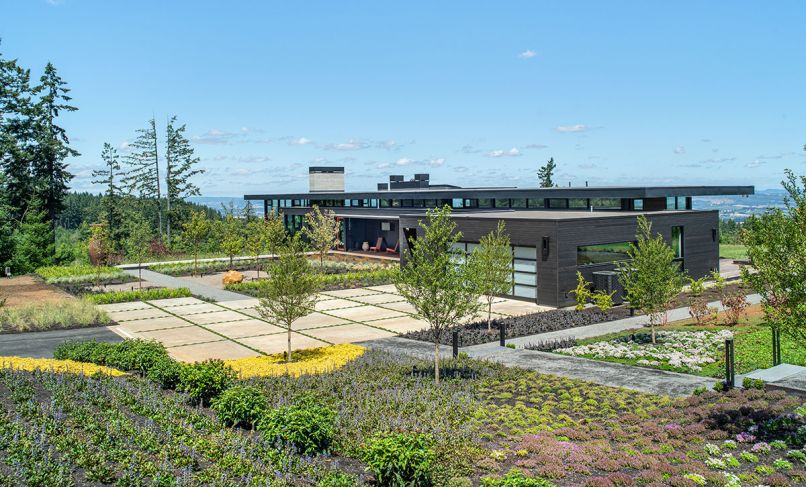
[11, 199, 54, 272]
[0, 49, 36, 223]
[124, 118, 163, 240]
[92, 143, 125, 250]
[538, 157, 556, 188]
[0, 177, 14, 268]
[165, 116, 204, 246]
[31, 62, 78, 245]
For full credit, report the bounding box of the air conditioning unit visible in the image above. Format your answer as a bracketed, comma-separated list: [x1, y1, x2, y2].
[591, 270, 624, 304]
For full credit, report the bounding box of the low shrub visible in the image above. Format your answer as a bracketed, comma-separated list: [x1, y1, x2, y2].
[226, 268, 399, 296]
[362, 432, 436, 487]
[85, 287, 192, 304]
[523, 337, 576, 352]
[54, 339, 171, 374]
[743, 377, 765, 390]
[481, 469, 555, 487]
[257, 402, 335, 454]
[178, 359, 237, 406]
[145, 357, 184, 389]
[211, 385, 267, 428]
[403, 307, 628, 347]
[36, 264, 125, 284]
[0, 301, 113, 333]
[152, 258, 389, 277]
[317, 471, 358, 487]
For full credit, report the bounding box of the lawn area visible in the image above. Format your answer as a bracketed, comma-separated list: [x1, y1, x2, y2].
[720, 243, 748, 260]
[1, 342, 804, 486]
[562, 305, 806, 378]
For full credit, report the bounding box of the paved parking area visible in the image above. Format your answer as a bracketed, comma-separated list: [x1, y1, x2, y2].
[101, 284, 551, 362]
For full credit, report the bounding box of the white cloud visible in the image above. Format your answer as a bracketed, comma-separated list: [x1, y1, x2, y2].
[288, 137, 314, 146]
[524, 143, 548, 150]
[746, 159, 767, 168]
[324, 139, 369, 151]
[556, 124, 588, 133]
[427, 158, 446, 167]
[192, 129, 238, 145]
[376, 162, 391, 169]
[396, 158, 415, 166]
[486, 147, 521, 158]
[460, 144, 482, 154]
[674, 146, 686, 154]
[518, 49, 536, 59]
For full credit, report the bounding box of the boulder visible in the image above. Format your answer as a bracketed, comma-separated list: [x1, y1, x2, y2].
[222, 270, 244, 285]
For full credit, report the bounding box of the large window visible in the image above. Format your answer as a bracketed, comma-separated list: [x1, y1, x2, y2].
[450, 242, 536, 299]
[590, 197, 621, 209]
[577, 241, 632, 266]
[672, 226, 684, 259]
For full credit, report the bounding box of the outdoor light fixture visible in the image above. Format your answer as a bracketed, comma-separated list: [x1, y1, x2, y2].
[541, 236, 550, 261]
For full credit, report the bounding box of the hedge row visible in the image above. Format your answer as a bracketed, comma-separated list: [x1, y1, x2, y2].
[84, 287, 193, 304]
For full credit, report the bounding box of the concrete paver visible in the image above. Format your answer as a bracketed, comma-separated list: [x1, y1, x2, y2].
[218, 298, 260, 310]
[167, 340, 259, 362]
[350, 293, 406, 305]
[379, 301, 418, 314]
[168, 303, 226, 315]
[239, 333, 328, 354]
[183, 310, 250, 325]
[97, 301, 153, 313]
[133, 326, 222, 347]
[371, 316, 430, 334]
[112, 316, 191, 333]
[123, 269, 246, 302]
[107, 307, 169, 322]
[205, 319, 285, 338]
[290, 312, 349, 330]
[322, 288, 380, 299]
[364, 284, 399, 294]
[150, 297, 206, 308]
[326, 305, 404, 322]
[305, 323, 396, 344]
[315, 298, 362, 311]
[491, 301, 553, 316]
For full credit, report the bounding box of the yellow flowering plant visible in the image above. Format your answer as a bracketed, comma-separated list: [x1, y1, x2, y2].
[0, 356, 126, 376]
[225, 344, 365, 378]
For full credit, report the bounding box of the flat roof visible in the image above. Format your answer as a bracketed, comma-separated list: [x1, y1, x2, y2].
[443, 209, 707, 221]
[245, 185, 754, 201]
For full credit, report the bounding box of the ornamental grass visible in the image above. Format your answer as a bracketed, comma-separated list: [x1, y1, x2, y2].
[0, 356, 126, 376]
[225, 344, 365, 378]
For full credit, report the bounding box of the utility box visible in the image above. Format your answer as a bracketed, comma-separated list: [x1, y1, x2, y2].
[592, 270, 624, 304]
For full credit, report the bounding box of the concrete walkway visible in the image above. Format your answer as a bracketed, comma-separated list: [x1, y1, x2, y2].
[0, 327, 123, 358]
[122, 269, 248, 302]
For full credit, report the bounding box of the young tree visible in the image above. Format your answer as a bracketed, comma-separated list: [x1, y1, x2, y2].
[471, 220, 512, 330]
[617, 215, 684, 344]
[303, 205, 341, 267]
[742, 169, 806, 345]
[395, 206, 482, 384]
[124, 213, 153, 289]
[245, 219, 267, 278]
[538, 157, 556, 188]
[92, 143, 125, 251]
[217, 213, 244, 269]
[256, 235, 320, 362]
[123, 118, 162, 240]
[241, 200, 257, 221]
[182, 210, 210, 277]
[31, 62, 78, 246]
[265, 208, 286, 257]
[165, 116, 204, 247]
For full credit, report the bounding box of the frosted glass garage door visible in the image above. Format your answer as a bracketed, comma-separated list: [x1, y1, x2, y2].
[512, 246, 537, 299]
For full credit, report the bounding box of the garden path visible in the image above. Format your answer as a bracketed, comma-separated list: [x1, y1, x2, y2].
[122, 268, 247, 302]
[462, 293, 762, 355]
[0, 327, 123, 358]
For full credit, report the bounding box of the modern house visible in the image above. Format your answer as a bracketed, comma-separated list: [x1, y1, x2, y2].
[245, 168, 753, 308]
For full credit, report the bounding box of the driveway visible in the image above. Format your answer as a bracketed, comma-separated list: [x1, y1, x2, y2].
[0, 327, 123, 358]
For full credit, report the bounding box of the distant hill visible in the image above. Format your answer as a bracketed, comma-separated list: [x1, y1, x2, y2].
[188, 196, 245, 214]
[695, 189, 786, 221]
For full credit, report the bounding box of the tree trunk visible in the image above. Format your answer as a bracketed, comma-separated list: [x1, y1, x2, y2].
[256, 256, 260, 279]
[138, 265, 142, 290]
[193, 249, 198, 277]
[487, 298, 493, 331]
[287, 326, 292, 363]
[434, 340, 440, 385]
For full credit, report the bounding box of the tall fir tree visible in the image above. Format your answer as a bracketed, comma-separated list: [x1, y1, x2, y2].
[31, 62, 78, 246]
[165, 116, 203, 246]
[92, 143, 125, 250]
[10, 198, 54, 272]
[0, 48, 36, 224]
[538, 157, 556, 188]
[123, 118, 163, 240]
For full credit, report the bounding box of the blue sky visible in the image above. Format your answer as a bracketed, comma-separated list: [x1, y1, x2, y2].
[4, 0, 805, 195]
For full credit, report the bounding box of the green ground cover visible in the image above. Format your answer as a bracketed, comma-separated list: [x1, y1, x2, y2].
[1, 346, 804, 486]
[563, 310, 806, 378]
[226, 268, 400, 295]
[719, 244, 748, 260]
[0, 301, 112, 333]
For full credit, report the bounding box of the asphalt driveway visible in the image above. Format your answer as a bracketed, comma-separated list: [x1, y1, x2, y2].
[0, 327, 123, 359]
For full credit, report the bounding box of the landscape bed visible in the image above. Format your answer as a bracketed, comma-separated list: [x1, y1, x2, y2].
[403, 307, 631, 347]
[150, 258, 394, 277]
[226, 268, 400, 296]
[3, 340, 803, 486]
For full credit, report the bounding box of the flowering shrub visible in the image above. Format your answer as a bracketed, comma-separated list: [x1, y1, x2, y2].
[0, 356, 125, 376]
[556, 330, 734, 372]
[225, 344, 365, 378]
